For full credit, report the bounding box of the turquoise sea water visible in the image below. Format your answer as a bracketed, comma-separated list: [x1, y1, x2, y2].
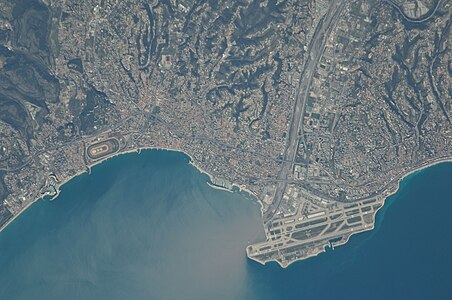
[0, 151, 451, 300]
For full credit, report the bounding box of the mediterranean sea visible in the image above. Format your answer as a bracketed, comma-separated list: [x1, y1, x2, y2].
[0, 151, 451, 300]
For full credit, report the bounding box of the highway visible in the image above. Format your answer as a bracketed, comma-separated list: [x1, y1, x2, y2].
[264, 0, 346, 222]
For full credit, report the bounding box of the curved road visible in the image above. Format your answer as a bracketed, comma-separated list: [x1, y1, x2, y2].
[383, 0, 442, 23]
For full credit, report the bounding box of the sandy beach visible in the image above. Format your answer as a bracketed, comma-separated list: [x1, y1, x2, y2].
[1, 146, 450, 244]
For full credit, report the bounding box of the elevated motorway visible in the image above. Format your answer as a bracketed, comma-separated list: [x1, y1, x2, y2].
[264, 0, 346, 222]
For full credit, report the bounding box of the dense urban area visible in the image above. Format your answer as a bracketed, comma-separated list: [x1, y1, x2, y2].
[0, 0, 450, 267]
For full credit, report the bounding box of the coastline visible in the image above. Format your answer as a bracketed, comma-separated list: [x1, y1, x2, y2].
[253, 157, 452, 269]
[0, 145, 262, 234]
[188, 159, 261, 202]
[1, 146, 451, 268]
[206, 181, 232, 193]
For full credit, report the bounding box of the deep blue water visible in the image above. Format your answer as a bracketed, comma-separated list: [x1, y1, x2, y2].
[0, 151, 451, 300]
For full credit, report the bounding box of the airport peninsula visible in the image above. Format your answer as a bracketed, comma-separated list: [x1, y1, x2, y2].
[0, 0, 451, 268]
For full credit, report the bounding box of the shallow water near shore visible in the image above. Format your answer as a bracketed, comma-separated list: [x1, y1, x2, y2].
[0, 151, 451, 299]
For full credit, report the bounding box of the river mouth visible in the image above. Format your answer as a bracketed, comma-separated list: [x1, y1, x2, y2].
[0, 152, 451, 300]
